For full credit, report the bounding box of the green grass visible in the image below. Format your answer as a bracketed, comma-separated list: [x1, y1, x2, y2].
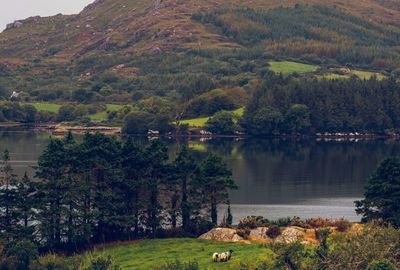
[319, 69, 386, 80]
[83, 238, 276, 270]
[268, 61, 319, 75]
[351, 70, 386, 80]
[89, 104, 124, 121]
[180, 107, 245, 128]
[27, 102, 61, 113]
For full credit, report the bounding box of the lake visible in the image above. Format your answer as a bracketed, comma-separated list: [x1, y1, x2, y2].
[1, 128, 399, 223]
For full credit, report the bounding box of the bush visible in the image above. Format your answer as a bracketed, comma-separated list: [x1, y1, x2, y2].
[306, 217, 333, 228]
[367, 260, 397, 270]
[238, 216, 269, 229]
[37, 254, 83, 270]
[4, 240, 39, 270]
[85, 256, 120, 270]
[154, 260, 199, 270]
[333, 218, 351, 232]
[323, 225, 400, 269]
[266, 225, 281, 239]
[156, 228, 194, 239]
[236, 228, 251, 239]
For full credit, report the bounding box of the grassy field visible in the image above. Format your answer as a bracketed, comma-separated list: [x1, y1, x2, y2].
[351, 70, 386, 80]
[84, 238, 275, 270]
[180, 107, 245, 128]
[27, 102, 61, 113]
[319, 69, 386, 80]
[89, 104, 124, 121]
[268, 61, 319, 75]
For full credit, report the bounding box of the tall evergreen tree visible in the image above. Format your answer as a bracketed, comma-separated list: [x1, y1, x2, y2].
[0, 150, 18, 242]
[143, 140, 168, 238]
[35, 139, 68, 250]
[120, 138, 146, 239]
[171, 146, 197, 231]
[195, 154, 237, 226]
[14, 173, 36, 240]
[356, 157, 400, 226]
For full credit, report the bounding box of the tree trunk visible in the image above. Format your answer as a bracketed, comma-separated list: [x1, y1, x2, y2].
[211, 195, 217, 226]
[181, 176, 190, 231]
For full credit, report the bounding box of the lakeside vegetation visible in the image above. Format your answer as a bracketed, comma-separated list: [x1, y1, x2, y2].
[0, 132, 400, 269]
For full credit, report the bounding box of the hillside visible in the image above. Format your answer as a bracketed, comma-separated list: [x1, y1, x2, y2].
[0, 0, 399, 123]
[1, 0, 399, 60]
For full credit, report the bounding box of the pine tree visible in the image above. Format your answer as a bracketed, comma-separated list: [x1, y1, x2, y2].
[171, 145, 197, 231]
[355, 157, 400, 226]
[195, 154, 237, 226]
[0, 150, 18, 241]
[14, 172, 36, 240]
[143, 140, 168, 238]
[120, 138, 146, 239]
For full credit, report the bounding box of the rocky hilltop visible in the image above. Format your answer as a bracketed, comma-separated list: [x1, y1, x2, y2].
[1, 0, 399, 61]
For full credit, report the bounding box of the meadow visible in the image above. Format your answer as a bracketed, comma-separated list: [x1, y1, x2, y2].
[89, 104, 124, 121]
[83, 238, 276, 270]
[27, 102, 62, 113]
[180, 107, 244, 128]
[268, 61, 320, 75]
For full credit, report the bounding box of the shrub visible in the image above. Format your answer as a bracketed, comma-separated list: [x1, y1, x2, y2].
[323, 225, 400, 269]
[236, 228, 251, 239]
[266, 225, 281, 239]
[367, 259, 397, 270]
[154, 260, 199, 270]
[37, 254, 83, 270]
[334, 218, 351, 232]
[238, 216, 269, 229]
[306, 217, 333, 228]
[156, 228, 194, 238]
[5, 240, 39, 270]
[85, 256, 120, 270]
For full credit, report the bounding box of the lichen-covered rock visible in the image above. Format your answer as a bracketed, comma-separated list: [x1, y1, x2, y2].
[199, 228, 243, 242]
[249, 227, 272, 241]
[275, 226, 306, 244]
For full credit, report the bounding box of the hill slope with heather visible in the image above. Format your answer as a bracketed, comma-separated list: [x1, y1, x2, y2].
[0, 0, 399, 124]
[1, 0, 400, 59]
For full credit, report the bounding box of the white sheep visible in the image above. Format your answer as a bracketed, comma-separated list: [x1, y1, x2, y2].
[212, 252, 219, 262]
[215, 250, 234, 262]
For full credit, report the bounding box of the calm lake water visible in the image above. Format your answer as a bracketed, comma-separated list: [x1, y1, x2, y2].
[1, 128, 399, 223]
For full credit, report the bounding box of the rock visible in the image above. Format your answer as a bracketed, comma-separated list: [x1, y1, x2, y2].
[275, 226, 306, 244]
[6, 21, 23, 30]
[199, 228, 244, 242]
[249, 227, 272, 241]
[80, 0, 105, 14]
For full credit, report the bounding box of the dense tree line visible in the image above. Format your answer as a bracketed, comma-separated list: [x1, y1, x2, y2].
[243, 76, 400, 135]
[0, 102, 37, 123]
[193, 5, 400, 68]
[0, 133, 237, 252]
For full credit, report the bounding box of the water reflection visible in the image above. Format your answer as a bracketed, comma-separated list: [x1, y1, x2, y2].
[1, 128, 399, 221]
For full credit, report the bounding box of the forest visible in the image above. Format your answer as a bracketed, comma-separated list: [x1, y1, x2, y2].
[0, 132, 237, 254]
[242, 76, 400, 135]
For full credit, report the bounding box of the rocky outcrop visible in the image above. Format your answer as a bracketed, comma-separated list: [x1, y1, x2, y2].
[199, 228, 244, 242]
[248, 227, 272, 241]
[6, 21, 23, 30]
[80, 0, 106, 15]
[275, 226, 306, 244]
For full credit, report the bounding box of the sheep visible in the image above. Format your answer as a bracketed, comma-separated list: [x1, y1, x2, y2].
[219, 252, 228, 262]
[212, 252, 219, 262]
[219, 250, 234, 262]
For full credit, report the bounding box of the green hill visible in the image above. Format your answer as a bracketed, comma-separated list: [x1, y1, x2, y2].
[0, 0, 399, 117]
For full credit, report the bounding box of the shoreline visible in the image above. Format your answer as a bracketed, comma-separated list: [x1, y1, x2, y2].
[2, 122, 400, 140]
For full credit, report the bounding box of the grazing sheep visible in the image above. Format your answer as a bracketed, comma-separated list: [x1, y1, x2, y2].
[212, 252, 219, 262]
[219, 252, 228, 262]
[220, 250, 234, 262]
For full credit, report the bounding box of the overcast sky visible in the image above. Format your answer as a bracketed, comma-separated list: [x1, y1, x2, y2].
[0, 0, 94, 31]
